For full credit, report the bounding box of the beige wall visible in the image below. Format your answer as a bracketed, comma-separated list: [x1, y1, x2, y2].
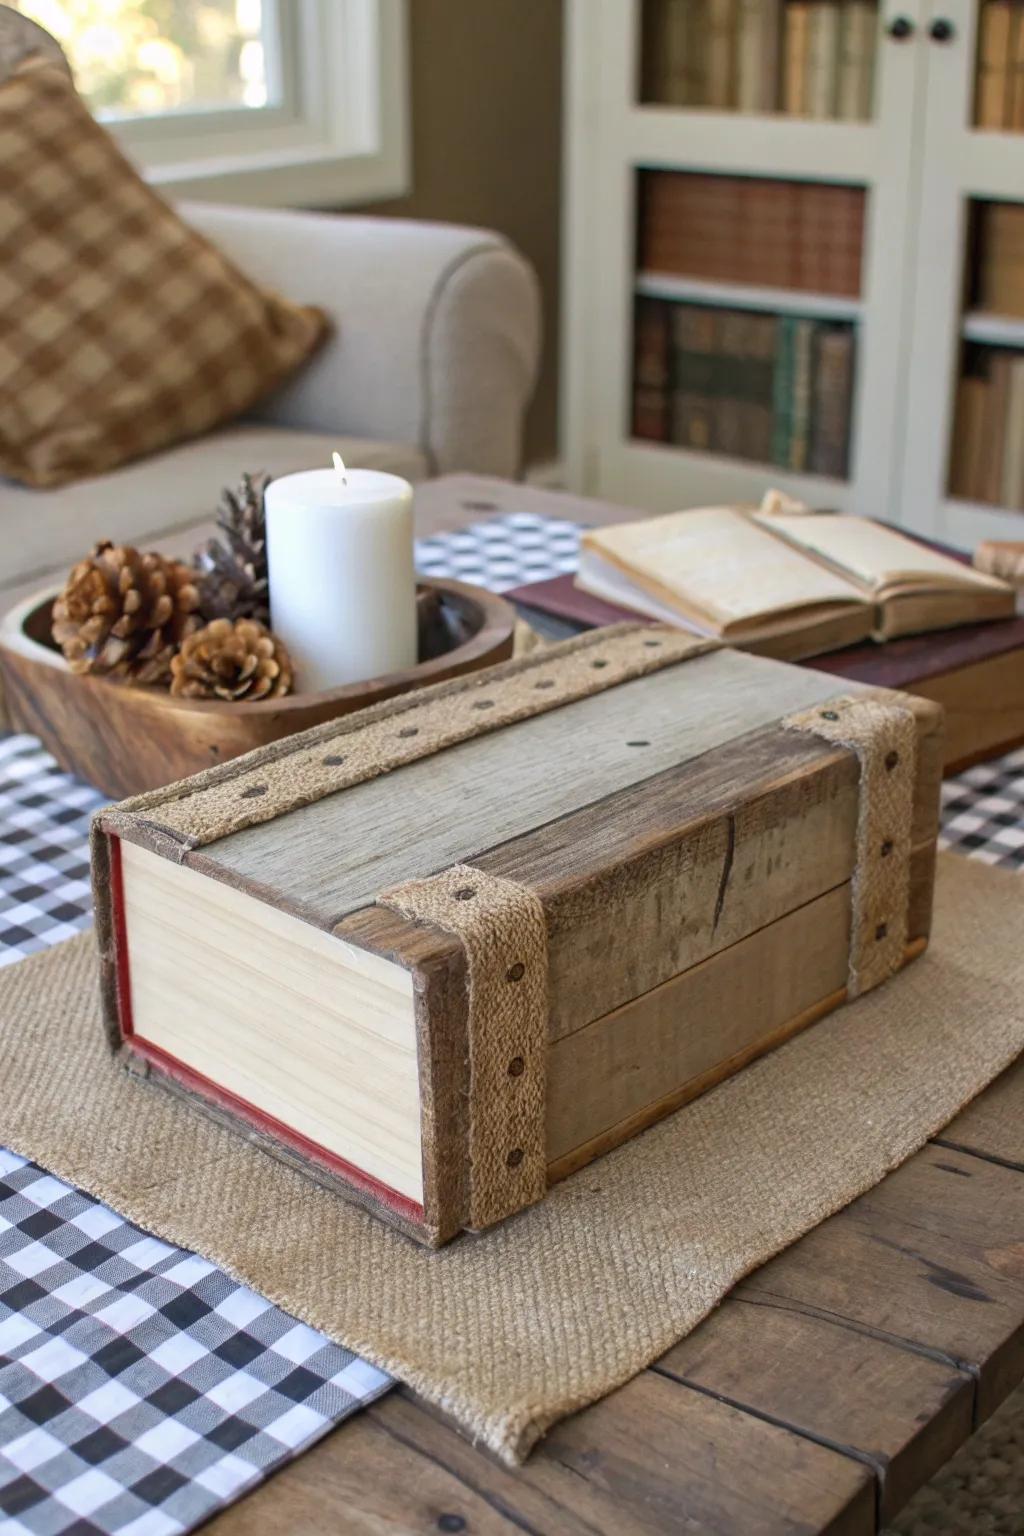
[361, 0, 563, 466]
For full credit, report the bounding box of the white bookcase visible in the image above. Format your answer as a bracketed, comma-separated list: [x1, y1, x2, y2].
[562, 0, 1024, 546]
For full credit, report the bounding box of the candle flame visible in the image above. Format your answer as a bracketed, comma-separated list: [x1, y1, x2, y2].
[332, 451, 348, 485]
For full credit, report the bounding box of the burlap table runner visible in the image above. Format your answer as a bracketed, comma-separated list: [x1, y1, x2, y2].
[2, 855, 1021, 1464]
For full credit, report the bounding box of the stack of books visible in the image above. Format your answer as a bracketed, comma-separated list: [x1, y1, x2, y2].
[639, 171, 865, 297]
[641, 0, 877, 120]
[950, 352, 1024, 508]
[633, 298, 856, 479]
[974, 0, 1024, 130]
[975, 202, 1024, 315]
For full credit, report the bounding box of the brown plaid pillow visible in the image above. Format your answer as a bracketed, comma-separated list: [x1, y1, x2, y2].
[0, 57, 328, 489]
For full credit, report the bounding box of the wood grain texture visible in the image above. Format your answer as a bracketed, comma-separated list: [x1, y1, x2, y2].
[739, 1144, 1024, 1425]
[206, 648, 855, 924]
[205, 1374, 875, 1536]
[545, 884, 851, 1162]
[656, 1295, 973, 1523]
[936, 1056, 1024, 1172]
[912, 648, 1024, 773]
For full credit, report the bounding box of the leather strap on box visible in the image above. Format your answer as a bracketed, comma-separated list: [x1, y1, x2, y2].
[379, 864, 548, 1231]
[783, 695, 917, 997]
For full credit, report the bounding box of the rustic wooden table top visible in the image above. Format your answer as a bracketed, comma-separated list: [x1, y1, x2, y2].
[203, 476, 1024, 1536]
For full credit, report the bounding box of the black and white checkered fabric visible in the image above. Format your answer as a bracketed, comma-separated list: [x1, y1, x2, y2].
[1, 509, 1022, 1533]
[939, 746, 1024, 867]
[414, 510, 581, 591]
[0, 1150, 390, 1535]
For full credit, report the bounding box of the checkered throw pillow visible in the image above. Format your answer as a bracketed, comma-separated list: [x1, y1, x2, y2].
[0, 57, 328, 490]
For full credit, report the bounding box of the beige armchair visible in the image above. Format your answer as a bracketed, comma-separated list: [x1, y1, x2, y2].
[0, 8, 542, 597]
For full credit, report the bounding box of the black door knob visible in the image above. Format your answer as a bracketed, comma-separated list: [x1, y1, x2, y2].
[887, 14, 915, 37]
[929, 17, 955, 40]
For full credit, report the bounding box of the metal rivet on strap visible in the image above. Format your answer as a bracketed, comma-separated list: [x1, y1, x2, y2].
[875, 922, 888, 941]
[506, 962, 526, 982]
[506, 1147, 524, 1168]
[534, 679, 555, 690]
[507, 1056, 525, 1077]
[880, 839, 894, 858]
[322, 754, 346, 766]
[591, 659, 608, 669]
[453, 886, 476, 901]
[239, 784, 267, 799]
[885, 750, 899, 771]
[398, 726, 419, 738]
[821, 709, 840, 721]
[643, 638, 661, 648]
[472, 699, 494, 710]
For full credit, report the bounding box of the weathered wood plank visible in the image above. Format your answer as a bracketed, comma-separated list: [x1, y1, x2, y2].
[546, 884, 851, 1163]
[207, 649, 855, 923]
[935, 1056, 1024, 1171]
[656, 1294, 974, 1522]
[205, 1373, 875, 1536]
[738, 1144, 1024, 1425]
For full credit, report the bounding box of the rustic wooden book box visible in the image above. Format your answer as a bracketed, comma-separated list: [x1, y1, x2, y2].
[92, 627, 943, 1247]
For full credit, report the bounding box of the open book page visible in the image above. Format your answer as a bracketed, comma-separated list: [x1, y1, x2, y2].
[580, 508, 865, 633]
[755, 512, 1012, 595]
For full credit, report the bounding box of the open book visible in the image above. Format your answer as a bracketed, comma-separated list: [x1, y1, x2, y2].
[576, 506, 1015, 660]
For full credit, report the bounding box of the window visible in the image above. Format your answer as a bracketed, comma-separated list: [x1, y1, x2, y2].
[10, 0, 409, 207]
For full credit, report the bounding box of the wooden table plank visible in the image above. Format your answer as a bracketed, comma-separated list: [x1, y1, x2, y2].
[935, 1057, 1024, 1171]
[739, 1143, 1024, 1425]
[655, 1295, 973, 1523]
[207, 1373, 875, 1536]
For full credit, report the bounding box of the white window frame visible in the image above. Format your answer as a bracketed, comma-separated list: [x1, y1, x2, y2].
[101, 0, 409, 208]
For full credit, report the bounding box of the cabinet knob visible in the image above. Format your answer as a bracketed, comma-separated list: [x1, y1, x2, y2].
[887, 14, 915, 38]
[929, 17, 955, 41]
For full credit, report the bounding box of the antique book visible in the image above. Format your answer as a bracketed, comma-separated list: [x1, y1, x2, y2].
[976, 0, 1012, 128]
[576, 508, 1015, 656]
[836, 0, 875, 120]
[804, 0, 840, 117]
[736, 0, 780, 110]
[93, 629, 943, 1246]
[783, 0, 811, 113]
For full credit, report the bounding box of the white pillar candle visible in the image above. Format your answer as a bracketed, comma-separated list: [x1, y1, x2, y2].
[264, 457, 417, 693]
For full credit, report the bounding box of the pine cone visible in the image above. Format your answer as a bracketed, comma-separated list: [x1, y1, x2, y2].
[52, 543, 202, 684]
[194, 470, 271, 624]
[169, 618, 293, 702]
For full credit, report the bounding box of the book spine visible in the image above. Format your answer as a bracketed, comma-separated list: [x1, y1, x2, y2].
[783, 0, 811, 114]
[1012, 2, 1024, 131]
[714, 310, 749, 455]
[959, 374, 991, 502]
[671, 305, 719, 452]
[706, 0, 738, 106]
[976, 0, 1012, 129]
[983, 351, 1013, 503]
[809, 325, 854, 477]
[835, 0, 875, 120]
[771, 316, 796, 464]
[979, 202, 1024, 316]
[788, 317, 815, 471]
[664, 0, 695, 104]
[744, 312, 780, 464]
[632, 297, 671, 442]
[805, 1, 840, 118]
[736, 0, 781, 110]
[1000, 354, 1024, 508]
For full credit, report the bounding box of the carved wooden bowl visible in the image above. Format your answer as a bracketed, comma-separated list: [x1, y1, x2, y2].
[0, 579, 516, 799]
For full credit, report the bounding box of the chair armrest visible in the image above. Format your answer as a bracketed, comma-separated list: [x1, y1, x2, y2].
[182, 204, 541, 478]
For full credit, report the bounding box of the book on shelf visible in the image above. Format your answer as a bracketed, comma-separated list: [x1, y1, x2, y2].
[574, 504, 1014, 659]
[836, 1, 875, 119]
[951, 351, 1024, 509]
[633, 298, 856, 478]
[976, 0, 1013, 129]
[977, 202, 1024, 317]
[805, 0, 840, 117]
[639, 170, 864, 297]
[641, 0, 874, 116]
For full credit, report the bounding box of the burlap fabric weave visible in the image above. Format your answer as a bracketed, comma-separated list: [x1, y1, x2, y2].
[2, 856, 1021, 1464]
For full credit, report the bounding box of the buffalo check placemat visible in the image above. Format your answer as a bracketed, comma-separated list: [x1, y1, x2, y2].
[1, 509, 1022, 1534]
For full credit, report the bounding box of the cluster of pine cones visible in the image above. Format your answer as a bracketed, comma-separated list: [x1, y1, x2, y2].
[51, 473, 293, 702]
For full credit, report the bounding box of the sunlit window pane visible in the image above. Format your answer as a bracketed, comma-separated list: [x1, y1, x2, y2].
[10, 0, 271, 118]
